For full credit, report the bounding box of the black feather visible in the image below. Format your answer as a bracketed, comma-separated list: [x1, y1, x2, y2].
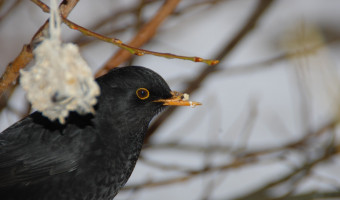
[0, 66, 171, 200]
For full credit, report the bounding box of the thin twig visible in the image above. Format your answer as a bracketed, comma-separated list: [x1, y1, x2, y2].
[127, 119, 336, 191]
[63, 15, 218, 70]
[126, 139, 338, 192]
[97, 0, 218, 76]
[32, 0, 218, 78]
[124, 156, 255, 190]
[275, 191, 340, 200]
[145, 119, 336, 157]
[98, 0, 181, 75]
[234, 147, 339, 200]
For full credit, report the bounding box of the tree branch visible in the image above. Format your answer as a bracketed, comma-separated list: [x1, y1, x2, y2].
[0, 0, 79, 96]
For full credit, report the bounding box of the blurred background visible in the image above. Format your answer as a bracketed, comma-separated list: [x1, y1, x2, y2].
[1, 0, 340, 199]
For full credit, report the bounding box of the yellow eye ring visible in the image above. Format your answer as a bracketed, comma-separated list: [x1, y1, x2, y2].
[136, 88, 150, 100]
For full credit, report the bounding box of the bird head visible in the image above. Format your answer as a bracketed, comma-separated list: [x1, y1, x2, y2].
[95, 66, 201, 122]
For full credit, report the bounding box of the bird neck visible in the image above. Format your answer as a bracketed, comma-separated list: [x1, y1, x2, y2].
[90, 109, 148, 192]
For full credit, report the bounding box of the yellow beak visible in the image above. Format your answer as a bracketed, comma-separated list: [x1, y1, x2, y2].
[153, 91, 202, 107]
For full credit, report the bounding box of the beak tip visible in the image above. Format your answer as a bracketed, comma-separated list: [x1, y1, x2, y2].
[189, 101, 202, 108]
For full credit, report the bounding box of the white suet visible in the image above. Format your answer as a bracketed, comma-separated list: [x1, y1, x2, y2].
[20, 0, 100, 124]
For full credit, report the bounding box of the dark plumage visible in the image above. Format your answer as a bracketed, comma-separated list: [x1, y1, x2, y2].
[0, 66, 200, 200]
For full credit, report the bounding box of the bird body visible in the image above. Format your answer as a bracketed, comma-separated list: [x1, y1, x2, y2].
[0, 66, 200, 200]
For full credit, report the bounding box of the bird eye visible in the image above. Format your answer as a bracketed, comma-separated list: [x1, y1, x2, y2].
[136, 88, 150, 100]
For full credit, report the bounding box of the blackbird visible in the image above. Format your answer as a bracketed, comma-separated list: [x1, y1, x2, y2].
[0, 66, 200, 200]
